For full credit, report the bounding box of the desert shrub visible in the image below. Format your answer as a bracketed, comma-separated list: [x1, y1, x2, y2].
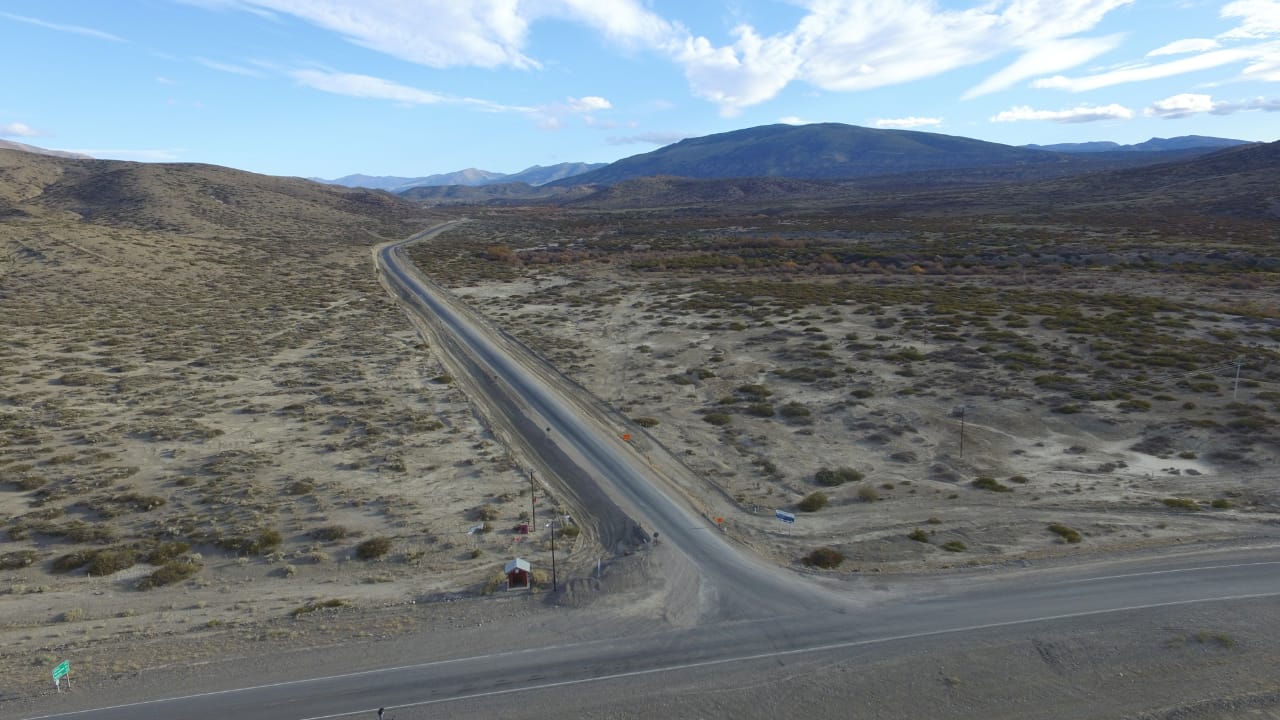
[58, 608, 86, 623]
[144, 541, 190, 564]
[703, 412, 731, 426]
[86, 549, 137, 576]
[908, 529, 929, 543]
[52, 550, 98, 573]
[737, 384, 772, 400]
[779, 402, 811, 419]
[1047, 523, 1082, 544]
[798, 491, 828, 512]
[632, 417, 660, 428]
[221, 528, 283, 555]
[942, 540, 967, 552]
[746, 403, 775, 417]
[801, 547, 845, 569]
[557, 524, 580, 539]
[972, 476, 1013, 493]
[1210, 498, 1232, 509]
[0, 550, 38, 569]
[355, 537, 392, 560]
[290, 598, 349, 617]
[285, 479, 315, 495]
[310, 525, 349, 541]
[1162, 497, 1200, 511]
[1009, 475, 1030, 484]
[815, 467, 864, 486]
[856, 485, 879, 502]
[137, 559, 201, 589]
[926, 516, 943, 524]
[474, 505, 501, 521]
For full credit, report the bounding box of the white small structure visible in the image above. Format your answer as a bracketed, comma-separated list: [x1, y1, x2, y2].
[504, 557, 531, 589]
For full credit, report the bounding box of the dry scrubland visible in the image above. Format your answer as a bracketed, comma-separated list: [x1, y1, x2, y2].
[1, 145, 1279, 711]
[409, 205, 1280, 572]
[0, 155, 582, 686]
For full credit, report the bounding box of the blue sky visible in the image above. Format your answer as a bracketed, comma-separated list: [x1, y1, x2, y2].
[2, 0, 1278, 178]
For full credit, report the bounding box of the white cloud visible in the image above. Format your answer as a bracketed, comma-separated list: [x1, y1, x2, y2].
[1033, 47, 1260, 91]
[1148, 38, 1220, 56]
[206, 1, 1191, 115]
[1219, 0, 1280, 39]
[677, 25, 802, 116]
[607, 131, 690, 146]
[214, 1, 538, 69]
[991, 103, 1134, 123]
[289, 69, 533, 113]
[963, 35, 1124, 98]
[566, 96, 612, 112]
[1144, 93, 1218, 118]
[779, 116, 817, 125]
[195, 57, 265, 77]
[872, 116, 943, 128]
[0, 122, 43, 138]
[0, 11, 125, 42]
[1145, 92, 1280, 117]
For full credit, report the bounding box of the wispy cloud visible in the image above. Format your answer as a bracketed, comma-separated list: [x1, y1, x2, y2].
[566, 96, 612, 113]
[779, 116, 817, 125]
[0, 11, 125, 42]
[963, 35, 1124, 99]
[0, 122, 43, 138]
[195, 57, 265, 77]
[991, 104, 1134, 123]
[289, 69, 533, 113]
[607, 131, 690, 146]
[1033, 47, 1261, 91]
[873, 116, 943, 129]
[204, 0, 1135, 116]
[1148, 38, 1221, 56]
[1145, 92, 1280, 117]
[1219, 0, 1280, 39]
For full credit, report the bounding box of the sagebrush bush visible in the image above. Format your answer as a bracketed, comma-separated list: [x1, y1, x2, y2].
[815, 467, 863, 486]
[355, 537, 392, 560]
[797, 491, 828, 512]
[801, 547, 844, 569]
[1047, 523, 1082, 543]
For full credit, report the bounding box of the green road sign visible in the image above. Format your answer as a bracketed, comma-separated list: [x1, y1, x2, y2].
[52, 660, 69, 681]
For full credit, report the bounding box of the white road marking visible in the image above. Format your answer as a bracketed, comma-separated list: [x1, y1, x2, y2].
[1059, 560, 1280, 584]
[308, 590, 1276, 720]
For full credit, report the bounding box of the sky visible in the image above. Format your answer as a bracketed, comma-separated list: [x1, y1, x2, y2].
[2, 0, 1279, 178]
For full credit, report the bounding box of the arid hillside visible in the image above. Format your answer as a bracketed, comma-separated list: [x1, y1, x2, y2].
[0, 151, 575, 684]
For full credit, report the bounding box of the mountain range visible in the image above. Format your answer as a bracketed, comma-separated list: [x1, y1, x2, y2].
[0, 138, 92, 160]
[315, 162, 606, 192]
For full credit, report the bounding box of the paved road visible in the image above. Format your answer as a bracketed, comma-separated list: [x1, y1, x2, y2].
[20, 224, 1280, 720]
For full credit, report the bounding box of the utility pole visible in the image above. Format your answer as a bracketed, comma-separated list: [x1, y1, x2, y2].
[528, 468, 536, 528]
[549, 518, 558, 591]
[958, 406, 967, 460]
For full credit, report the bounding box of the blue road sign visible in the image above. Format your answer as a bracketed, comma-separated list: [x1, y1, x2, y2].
[775, 510, 795, 524]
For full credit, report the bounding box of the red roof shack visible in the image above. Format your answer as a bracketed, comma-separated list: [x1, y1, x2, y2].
[505, 558, 531, 589]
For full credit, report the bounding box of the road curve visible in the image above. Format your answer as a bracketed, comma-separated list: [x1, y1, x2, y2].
[373, 223, 842, 620]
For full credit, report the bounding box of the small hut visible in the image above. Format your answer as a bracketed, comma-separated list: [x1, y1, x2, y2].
[504, 557, 531, 589]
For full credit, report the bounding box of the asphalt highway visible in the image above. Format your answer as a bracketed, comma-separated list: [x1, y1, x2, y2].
[19, 223, 1280, 720]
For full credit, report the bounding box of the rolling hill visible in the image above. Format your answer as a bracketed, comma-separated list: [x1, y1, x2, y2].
[550, 123, 1245, 187]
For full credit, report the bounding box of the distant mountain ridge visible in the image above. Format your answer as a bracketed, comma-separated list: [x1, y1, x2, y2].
[549, 124, 1252, 187]
[1024, 135, 1251, 153]
[0, 139, 93, 159]
[316, 162, 605, 192]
